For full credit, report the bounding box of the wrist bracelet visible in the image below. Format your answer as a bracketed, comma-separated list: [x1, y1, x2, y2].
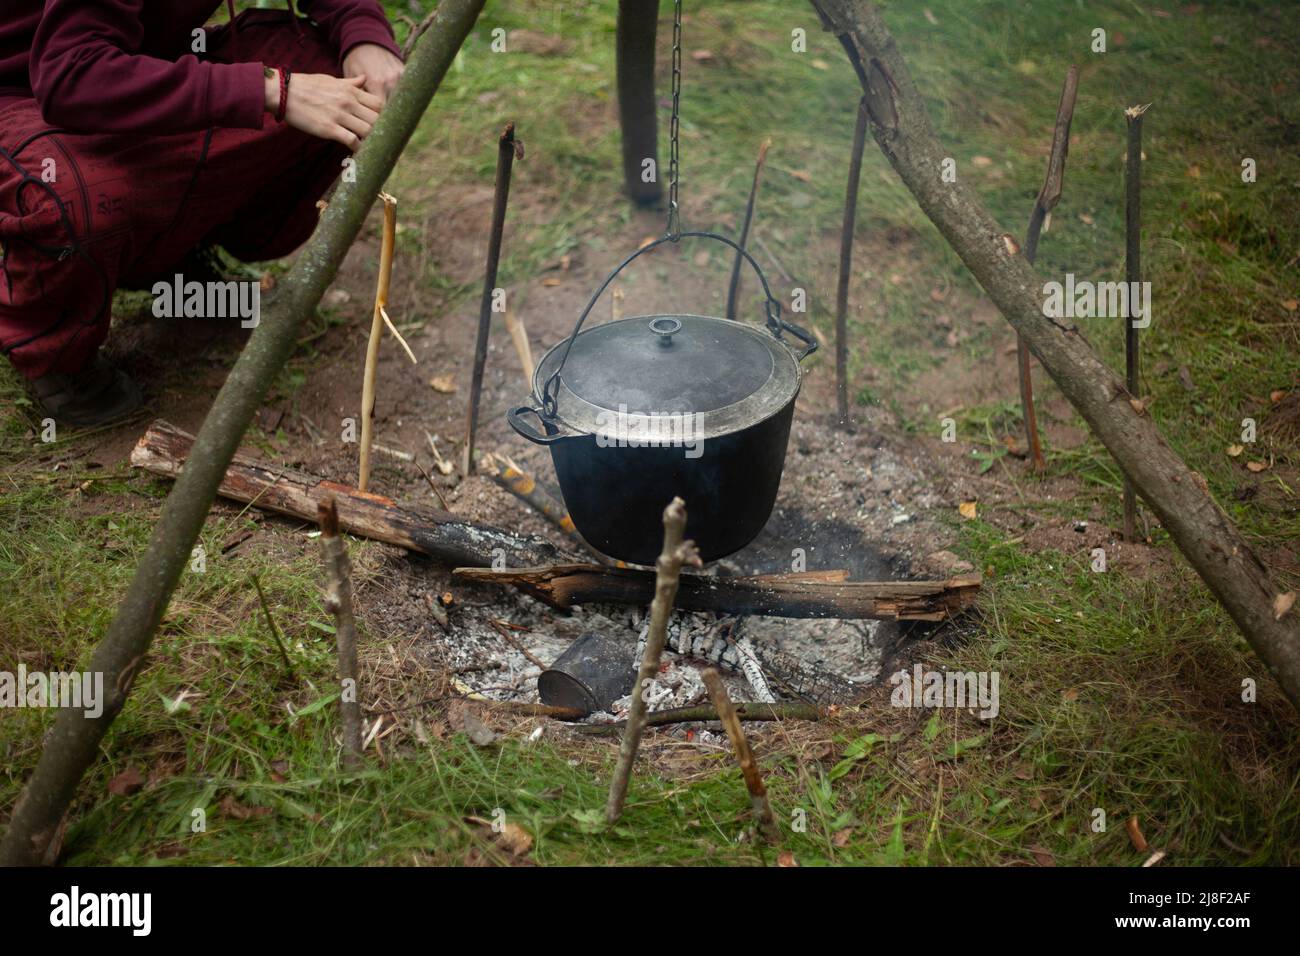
[276, 69, 291, 123]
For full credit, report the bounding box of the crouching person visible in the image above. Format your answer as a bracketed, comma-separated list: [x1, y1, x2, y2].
[0, 0, 404, 426]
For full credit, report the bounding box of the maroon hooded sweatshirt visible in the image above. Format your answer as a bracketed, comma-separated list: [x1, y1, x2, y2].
[0, 0, 400, 133]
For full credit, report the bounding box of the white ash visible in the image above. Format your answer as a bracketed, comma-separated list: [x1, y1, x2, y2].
[433, 591, 870, 715]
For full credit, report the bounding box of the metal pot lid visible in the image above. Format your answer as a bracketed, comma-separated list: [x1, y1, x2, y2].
[533, 313, 801, 439]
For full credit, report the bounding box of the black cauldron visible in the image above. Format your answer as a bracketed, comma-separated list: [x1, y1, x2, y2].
[507, 233, 815, 565]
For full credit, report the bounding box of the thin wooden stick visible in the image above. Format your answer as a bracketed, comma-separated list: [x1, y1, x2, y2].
[380, 306, 417, 365]
[1018, 66, 1080, 472]
[502, 306, 533, 383]
[606, 498, 701, 823]
[464, 122, 521, 476]
[481, 452, 578, 539]
[726, 137, 771, 321]
[318, 498, 364, 771]
[487, 618, 547, 670]
[359, 192, 398, 492]
[251, 573, 296, 680]
[573, 700, 827, 734]
[1123, 103, 1150, 542]
[413, 460, 451, 511]
[701, 668, 781, 844]
[481, 452, 619, 565]
[836, 99, 870, 427]
[400, 7, 441, 59]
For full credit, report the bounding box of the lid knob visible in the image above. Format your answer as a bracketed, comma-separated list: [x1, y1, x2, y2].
[649, 316, 682, 346]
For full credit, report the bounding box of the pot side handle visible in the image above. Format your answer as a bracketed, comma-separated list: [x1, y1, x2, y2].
[508, 404, 569, 445]
[777, 317, 818, 361]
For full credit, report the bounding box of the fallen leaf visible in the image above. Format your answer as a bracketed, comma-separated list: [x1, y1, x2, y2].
[810, 58, 829, 70]
[959, 501, 978, 520]
[1062, 688, 1080, 702]
[1245, 460, 1269, 473]
[107, 767, 145, 796]
[1028, 844, 1055, 867]
[428, 374, 457, 394]
[832, 827, 854, 847]
[924, 8, 939, 25]
[777, 851, 800, 867]
[1185, 164, 1201, 179]
[542, 276, 562, 287]
[1128, 397, 1146, 414]
[972, 155, 993, 168]
[1271, 389, 1289, 403]
[637, 235, 658, 250]
[219, 794, 273, 820]
[1078, 212, 1095, 225]
[929, 287, 947, 302]
[1282, 299, 1298, 312]
[463, 710, 498, 747]
[466, 816, 534, 856]
[787, 169, 813, 183]
[1126, 815, 1149, 852]
[1226, 444, 1244, 457]
[259, 272, 276, 292]
[1001, 234, 1021, 256]
[506, 29, 572, 56]
[498, 821, 534, 856]
[691, 49, 714, 63]
[1274, 591, 1296, 621]
[1142, 850, 1167, 867]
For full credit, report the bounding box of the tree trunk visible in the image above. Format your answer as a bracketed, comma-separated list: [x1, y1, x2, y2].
[809, 0, 1300, 707]
[0, 0, 487, 867]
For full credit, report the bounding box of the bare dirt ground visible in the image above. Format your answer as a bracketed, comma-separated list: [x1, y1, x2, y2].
[54, 183, 1178, 731]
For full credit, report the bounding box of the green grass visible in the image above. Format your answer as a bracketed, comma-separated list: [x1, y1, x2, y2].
[2, 0, 1298, 865]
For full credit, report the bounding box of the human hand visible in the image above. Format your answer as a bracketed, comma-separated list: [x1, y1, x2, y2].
[266, 70, 383, 150]
[342, 43, 405, 107]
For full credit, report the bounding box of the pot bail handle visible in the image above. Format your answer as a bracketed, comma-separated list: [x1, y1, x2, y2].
[540, 230, 816, 419]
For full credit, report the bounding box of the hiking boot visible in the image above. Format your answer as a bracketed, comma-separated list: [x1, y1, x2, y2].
[28, 359, 142, 429]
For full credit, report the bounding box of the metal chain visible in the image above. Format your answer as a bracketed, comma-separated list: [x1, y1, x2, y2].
[666, 0, 683, 240]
